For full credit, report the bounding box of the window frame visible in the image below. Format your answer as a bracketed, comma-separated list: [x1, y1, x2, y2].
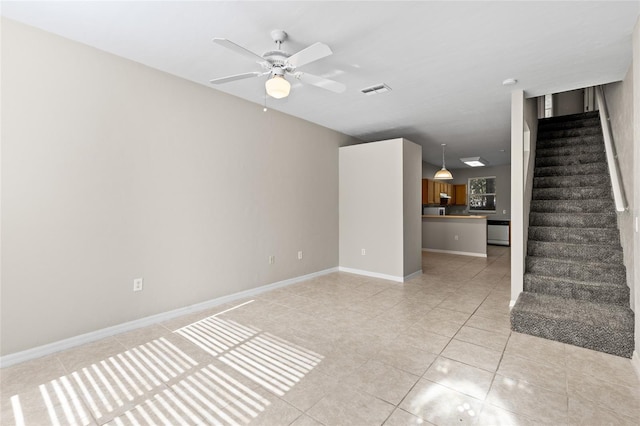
[467, 176, 497, 213]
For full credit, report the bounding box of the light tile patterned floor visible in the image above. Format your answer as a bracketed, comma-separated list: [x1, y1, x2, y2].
[2, 246, 640, 425]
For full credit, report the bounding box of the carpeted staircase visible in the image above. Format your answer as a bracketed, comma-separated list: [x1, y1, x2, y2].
[510, 111, 635, 358]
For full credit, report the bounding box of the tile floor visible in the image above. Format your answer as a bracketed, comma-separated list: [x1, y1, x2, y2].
[2, 246, 640, 425]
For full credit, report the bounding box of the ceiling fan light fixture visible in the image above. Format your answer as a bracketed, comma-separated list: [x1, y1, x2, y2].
[434, 144, 453, 180]
[460, 157, 488, 167]
[265, 74, 291, 99]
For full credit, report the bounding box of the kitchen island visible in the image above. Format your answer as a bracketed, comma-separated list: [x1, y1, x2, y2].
[422, 215, 487, 257]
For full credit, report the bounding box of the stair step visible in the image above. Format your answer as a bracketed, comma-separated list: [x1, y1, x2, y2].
[528, 226, 621, 246]
[527, 240, 623, 263]
[535, 162, 608, 177]
[536, 144, 603, 158]
[510, 292, 634, 358]
[530, 199, 612, 213]
[529, 212, 617, 228]
[538, 111, 599, 124]
[533, 174, 610, 189]
[537, 126, 602, 139]
[535, 152, 606, 168]
[524, 273, 630, 306]
[536, 134, 604, 149]
[532, 186, 611, 200]
[538, 116, 601, 131]
[526, 256, 626, 284]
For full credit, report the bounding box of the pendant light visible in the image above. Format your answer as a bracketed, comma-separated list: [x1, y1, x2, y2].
[434, 143, 453, 180]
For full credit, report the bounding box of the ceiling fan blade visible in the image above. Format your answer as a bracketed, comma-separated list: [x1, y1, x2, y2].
[286, 42, 333, 68]
[209, 72, 263, 85]
[294, 72, 346, 93]
[212, 38, 266, 64]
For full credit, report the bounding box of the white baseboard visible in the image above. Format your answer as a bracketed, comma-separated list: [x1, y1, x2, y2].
[338, 266, 405, 282]
[337, 267, 422, 283]
[404, 270, 423, 281]
[422, 248, 487, 258]
[0, 267, 338, 368]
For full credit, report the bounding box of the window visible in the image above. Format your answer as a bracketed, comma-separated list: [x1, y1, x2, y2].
[468, 176, 496, 212]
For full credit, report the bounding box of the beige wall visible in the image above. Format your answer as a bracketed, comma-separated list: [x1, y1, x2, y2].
[634, 17, 640, 360]
[605, 68, 636, 321]
[523, 97, 539, 260]
[614, 15, 640, 362]
[631, 18, 640, 360]
[600, 17, 639, 358]
[339, 138, 421, 280]
[422, 161, 440, 179]
[403, 140, 423, 276]
[0, 19, 358, 356]
[422, 218, 487, 256]
[510, 90, 526, 303]
[555, 88, 585, 117]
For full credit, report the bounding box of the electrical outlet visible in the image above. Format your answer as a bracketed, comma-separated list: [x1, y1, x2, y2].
[361, 249, 366, 255]
[133, 278, 143, 292]
[503, 209, 507, 214]
[298, 251, 303, 260]
[454, 235, 459, 241]
[269, 255, 275, 264]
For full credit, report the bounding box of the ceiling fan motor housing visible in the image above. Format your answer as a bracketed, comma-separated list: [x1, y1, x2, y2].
[262, 50, 291, 68]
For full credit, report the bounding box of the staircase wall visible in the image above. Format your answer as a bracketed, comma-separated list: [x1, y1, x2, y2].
[510, 90, 539, 304]
[605, 69, 635, 327]
[634, 15, 640, 370]
[603, 18, 640, 361]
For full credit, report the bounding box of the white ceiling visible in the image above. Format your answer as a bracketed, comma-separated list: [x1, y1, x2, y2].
[2, 1, 638, 168]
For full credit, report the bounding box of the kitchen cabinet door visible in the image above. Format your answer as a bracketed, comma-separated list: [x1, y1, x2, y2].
[433, 182, 441, 200]
[427, 179, 436, 204]
[453, 184, 467, 205]
[422, 179, 429, 204]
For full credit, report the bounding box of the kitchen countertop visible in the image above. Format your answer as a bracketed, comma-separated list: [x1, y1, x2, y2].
[422, 215, 487, 219]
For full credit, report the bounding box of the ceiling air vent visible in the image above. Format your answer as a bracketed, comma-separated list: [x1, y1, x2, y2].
[361, 83, 392, 95]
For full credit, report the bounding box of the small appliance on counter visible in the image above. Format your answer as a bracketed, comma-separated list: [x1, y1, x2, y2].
[423, 207, 446, 216]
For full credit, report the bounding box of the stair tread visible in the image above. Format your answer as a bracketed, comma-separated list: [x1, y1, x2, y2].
[527, 255, 625, 269]
[529, 211, 616, 216]
[524, 272, 627, 288]
[530, 225, 618, 230]
[538, 111, 599, 121]
[513, 292, 633, 329]
[528, 240, 622, 251]
[528, 235, 621, 247]
[534, 168, 608, 177]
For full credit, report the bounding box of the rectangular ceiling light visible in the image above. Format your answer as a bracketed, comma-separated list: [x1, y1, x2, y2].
[460, 157, 488, 167]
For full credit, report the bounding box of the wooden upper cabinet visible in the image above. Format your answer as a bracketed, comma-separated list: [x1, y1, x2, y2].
[453, 184, 467, 205]
[423, 179, 460, 205]
[426, 179, 436, 204]
[422, 179, 429, 204]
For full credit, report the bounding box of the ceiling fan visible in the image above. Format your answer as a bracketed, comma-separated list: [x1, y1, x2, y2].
[209, 30, 346, 99]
